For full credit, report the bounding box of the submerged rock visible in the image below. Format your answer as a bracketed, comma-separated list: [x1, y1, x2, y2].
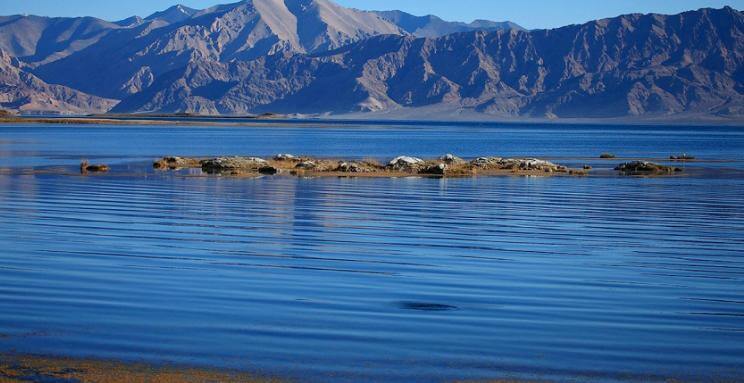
[201, 157, 267, 174]
[615, 161, 680, 174]
[600, 153, 617, 159]
[258, 166, 279, 175]
[80, 160, 109, 174]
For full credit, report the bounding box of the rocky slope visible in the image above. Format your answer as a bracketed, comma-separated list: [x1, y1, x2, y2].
[1, 2, 741, 119]
[0, 15, 122, 66]
[0, 50, 117, 114]
[28, 0, 406, 99]
[112, 7, 744, 119]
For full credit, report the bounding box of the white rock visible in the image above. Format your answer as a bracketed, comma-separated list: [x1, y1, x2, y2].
[274, 154, 297, 161]
[440, 154, 466, 164]
[389, 156, 424, 167]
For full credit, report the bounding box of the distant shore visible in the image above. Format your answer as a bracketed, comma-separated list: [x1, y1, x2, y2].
[1, 112, 743, 127]
[0, 113, 287, 127]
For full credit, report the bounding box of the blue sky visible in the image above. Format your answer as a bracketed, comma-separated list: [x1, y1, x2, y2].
[0, 0, 741, 29]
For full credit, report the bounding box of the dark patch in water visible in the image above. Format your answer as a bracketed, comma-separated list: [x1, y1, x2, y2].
[398, 301, 459, 312]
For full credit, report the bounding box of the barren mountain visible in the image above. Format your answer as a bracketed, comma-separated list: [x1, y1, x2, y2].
[112, 7, 744, 119]
[29, 0, 406, 99]
[0, 15, 122, 66]
[144, 4, 199, 25]
[1, 2, 741, 119]
[0, 50, 117, 114]
[373, 10, 523, 38]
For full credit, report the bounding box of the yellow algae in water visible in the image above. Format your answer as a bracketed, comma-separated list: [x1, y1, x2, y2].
[0, 354, 285, 383]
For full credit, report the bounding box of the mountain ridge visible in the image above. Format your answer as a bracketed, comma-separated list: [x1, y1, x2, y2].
[27, 0, 409, 99]
[0, 2, 741, 120]
[372, 10, 523, 38]
[112, 6, 744, 120]
[0, 49, 116, 114]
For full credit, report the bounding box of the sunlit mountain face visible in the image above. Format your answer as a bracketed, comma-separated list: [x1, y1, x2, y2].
[0, 1, 741, 120]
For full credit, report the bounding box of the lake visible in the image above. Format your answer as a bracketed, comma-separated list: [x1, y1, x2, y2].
[1, 121, 743, 382]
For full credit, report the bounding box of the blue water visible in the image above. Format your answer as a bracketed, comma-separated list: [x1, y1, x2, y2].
[1, 122, 743, 382]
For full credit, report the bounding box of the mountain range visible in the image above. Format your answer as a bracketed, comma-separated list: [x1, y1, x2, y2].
[0, 0, 741, 121]
[0, 49, 115, 114]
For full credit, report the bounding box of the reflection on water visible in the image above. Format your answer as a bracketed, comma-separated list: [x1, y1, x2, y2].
[0, 123, 743, 383]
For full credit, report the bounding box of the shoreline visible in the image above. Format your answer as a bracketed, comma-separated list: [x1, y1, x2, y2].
[1, 115, 743, 128]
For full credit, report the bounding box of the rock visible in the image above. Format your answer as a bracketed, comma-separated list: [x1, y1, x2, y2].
[153, 156, 200, 170]
[497, 159, 521, 169]
[600, 153, 617, 159]
[86, 165, 110, 172]
[473, 157, 561, 172]
[439, 154, 466, 165]
[337, 161, 383, 173]
[615, 161, 680, 174]
[274, 154, 298, 161]
[583, 165, 593, 170]
[80, 160, 109, 174]
[388, 156, 425, 170]
[258, 166, 279, 175]
[295, 161, 317, 170]
[518, 158, 560, 171]
[337, 162, 361, 173]
[471, 157, 503, 168]
[201, 157, 267, 174]
[420, 163, 447, 175]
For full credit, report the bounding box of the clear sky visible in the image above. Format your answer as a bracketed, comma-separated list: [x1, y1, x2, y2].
[0, 0, 741, 29]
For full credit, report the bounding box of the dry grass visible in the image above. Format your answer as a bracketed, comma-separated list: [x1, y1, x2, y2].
[361, 157, 383, 167]
[153, 157, 203, 170]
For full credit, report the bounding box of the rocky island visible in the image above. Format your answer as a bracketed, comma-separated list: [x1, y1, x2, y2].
[153, 154, 631, 178]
